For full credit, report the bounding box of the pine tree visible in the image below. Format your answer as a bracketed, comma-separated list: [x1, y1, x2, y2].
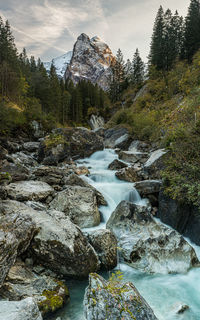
[149, 6, 165, 70]
[183, 0, 200, 62]
[109, 48, 126, 101]
[131, 49, 145, 86]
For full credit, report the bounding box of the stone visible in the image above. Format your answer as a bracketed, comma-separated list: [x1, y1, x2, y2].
[107, 201, 199, 274]
[38, 128, 104, 165]
[0, 200, 100, 278]
[65, 34, 115, 91]
[0, 145, 8, 160]
[84, 273, 158, 320]
[115, 166, 141, 182]
[144, 149, 168, 179]
[31, 120, 44, 139]
[0, 260, 69, 317]
[0, 297, 42, 320]
[108, 159, 128, 170]
[0, 205, 37, 287]
[64, 173, 107, 206]
[33, 166, 71, 186]
[86, 229, 117, 270]
[23, 142, 40, 152]
[158, 190, 200, 245]
[0, 161, 30, 182]
[104, 127, 129, 149]
[172, 302, 189, 315]
[89, 115, 105, 130]
[49, 186, 100, 228]
[25, 201, 47, 211]
[119, 150, 148, 164]
[128, 140, 150, 152]
[11, 152, 38, 168]
[134, 180, 162, 196]
[74, 166, 90, 176]
[5, 180, 54, 201]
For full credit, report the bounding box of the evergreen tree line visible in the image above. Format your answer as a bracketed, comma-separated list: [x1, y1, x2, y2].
[149, 0, 200, 71]
[109, 48, 145, 102]
[0, 16, 110, 133]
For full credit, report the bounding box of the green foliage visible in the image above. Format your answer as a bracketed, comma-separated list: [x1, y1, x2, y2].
[44, 133, 66, 149]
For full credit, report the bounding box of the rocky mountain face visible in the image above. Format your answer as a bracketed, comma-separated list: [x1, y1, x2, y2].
[65, 34, 114, 90]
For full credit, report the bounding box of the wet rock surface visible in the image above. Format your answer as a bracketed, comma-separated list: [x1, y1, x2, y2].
[107, 201, 199, 274]
[84, 273, 158, 320]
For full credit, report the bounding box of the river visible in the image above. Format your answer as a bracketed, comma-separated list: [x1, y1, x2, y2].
[51, 149, 200, 320]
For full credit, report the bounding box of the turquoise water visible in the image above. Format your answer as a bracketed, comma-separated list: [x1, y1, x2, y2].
[50, 149, 200, 320]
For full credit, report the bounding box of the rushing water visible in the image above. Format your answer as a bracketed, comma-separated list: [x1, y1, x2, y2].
[51, 149, 200, 320]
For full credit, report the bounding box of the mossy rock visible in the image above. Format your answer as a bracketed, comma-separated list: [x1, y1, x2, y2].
[44, 133, 66, 149]
[39, 281, 69, 317]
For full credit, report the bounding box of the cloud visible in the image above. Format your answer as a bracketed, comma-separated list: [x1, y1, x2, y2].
[0, 0, 190, 62]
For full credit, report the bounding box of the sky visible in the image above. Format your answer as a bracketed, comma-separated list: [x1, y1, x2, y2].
[0, 0, 190, 63]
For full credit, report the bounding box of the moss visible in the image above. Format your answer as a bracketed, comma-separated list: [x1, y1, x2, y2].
[0, 172, 12, 183]
[38, 281, 69, 317]
[44, 133, 66, 149]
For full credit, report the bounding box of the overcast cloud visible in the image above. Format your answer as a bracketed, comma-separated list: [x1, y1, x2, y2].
[0, 0, 189, 62]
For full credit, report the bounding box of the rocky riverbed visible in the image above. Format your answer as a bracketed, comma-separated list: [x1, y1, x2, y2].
[0, 125, 200, 320]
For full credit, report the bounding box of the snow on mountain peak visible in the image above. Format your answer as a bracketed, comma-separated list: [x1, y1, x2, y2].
[43, 51, 72, 77]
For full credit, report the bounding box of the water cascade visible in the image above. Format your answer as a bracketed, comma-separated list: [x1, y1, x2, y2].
[52, 149, 200, 320]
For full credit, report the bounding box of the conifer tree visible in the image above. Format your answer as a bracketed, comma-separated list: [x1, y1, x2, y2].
[149, 6, 165, 70]
[183, 0, 200, 62]
[109, 48, 126, 101]
[131, 49, 145, 86]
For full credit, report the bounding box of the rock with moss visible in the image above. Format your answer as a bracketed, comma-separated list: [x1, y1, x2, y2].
[38, 128, 104, 165]
[0, 297, 42, 320]
[0, 259, 69, 317]
[49, 186, 101, 228]
[0, 200, 100, 278]
[0, 161, 30, 182]
[107, 201, 199, 274]
[84, 273, 158, 320]
[115, 166, 141, 183]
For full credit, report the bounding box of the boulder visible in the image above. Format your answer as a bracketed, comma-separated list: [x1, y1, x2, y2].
[0, 205, 37, 287]
[104, 127, 130, 149]
[89, 115, 105, 130]
[158, 190, 200, 245]
[23, 142, 40, 153]
[33, 166, 72, 186]
[86, 229, 117, 270]
[0, 161, 30, 182]
[11, 152, 38, 168]
[0, 260, 69, 317]
[5, 180, 54, 202]
[128, 140, 150, 153]
[64, 173, 107, 206]
[115, 166, 141, 182]
[119, 151, 148, 164]
[38, 128, 104, 165]
[106, 201, 199, 274]
[0, 200, 100, 278]
[31, 120, 44, 139]
[0, 297, 42, 320]
[144, 149, 168, 178]
[134, 180, 162, 196]
[84, 273, 158, 320]
[49, 186, 100, 228]
[0, 145, 8, 160]
[108, 159, 128, 170]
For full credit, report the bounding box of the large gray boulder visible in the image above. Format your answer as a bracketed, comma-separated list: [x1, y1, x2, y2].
[86, 229, 117, 270]
[64, 173, 107, 206]
[84, 273, 158, 320]
[0, 205, 37, 287]
[134, 180, 162, 196]
[5, 180, 54, 201]
[144, 149, 168, 178]
[104, 127, 130, 149]
[119, 150, 148, 164]
[115, 166, 141, 182]
[49, 186, 100, 228]
[108, 159, 128, 170]
[0, 161, 30, 182]
[107, 201, 199, 274]
[0, 200, 100, 278]
[38, 127, 104, 165]
[0, 297, 42, 320]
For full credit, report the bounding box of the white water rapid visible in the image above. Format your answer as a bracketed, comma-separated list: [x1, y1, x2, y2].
[51, 149, 200, 320]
